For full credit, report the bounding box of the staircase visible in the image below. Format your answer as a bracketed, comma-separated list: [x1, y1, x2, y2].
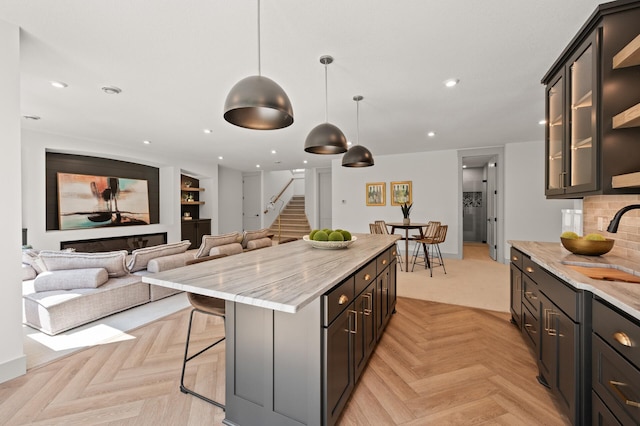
[269, 196, 311, 241]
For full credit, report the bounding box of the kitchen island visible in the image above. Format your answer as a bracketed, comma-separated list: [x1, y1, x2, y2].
[143, 233, 400, 426]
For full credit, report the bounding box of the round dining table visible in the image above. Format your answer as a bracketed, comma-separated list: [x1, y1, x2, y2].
[386, 222, 428, 272]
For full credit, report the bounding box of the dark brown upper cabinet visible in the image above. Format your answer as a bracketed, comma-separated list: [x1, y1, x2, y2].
[542, 0, 640, 198]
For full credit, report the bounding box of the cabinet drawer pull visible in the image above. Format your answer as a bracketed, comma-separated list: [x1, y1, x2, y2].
[525, 266, 534, 273]
[364, 273, 371, 281]
[382, 259, 388, 265]
[524, 323, 536, 334]
[613, 331, 633, 347]
[524, 291, 537, 300]
[512, 255, 519, 262]
[392, 250, 397, 256]
[609, 380, 640, 408]
[338, 294, 349, 305]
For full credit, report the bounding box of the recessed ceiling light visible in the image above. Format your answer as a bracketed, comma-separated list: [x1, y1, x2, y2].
[271, 150, 277, 154]
[101, 86, 122, 95]
[203, 129, 213, 134]
[143, 140, 151, 145]
[303, 160, 308, 164]
[256, 164, 260, 168]
[218, 156, 223, 160]
[427, 131, 436, 137]
[50, 81, 68, 89]
[347, 141, 353, 146]
[462, 165, 467, 168]
[23, 115, 41, 120]
[538, 119, 546, 125]
[444, 79, 460, 88]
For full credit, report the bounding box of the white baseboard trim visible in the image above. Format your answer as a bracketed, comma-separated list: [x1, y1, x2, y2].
[0, 354, 26, 384]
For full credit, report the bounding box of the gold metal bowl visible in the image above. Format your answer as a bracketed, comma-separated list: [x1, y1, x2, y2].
[560, 237, 615, 256]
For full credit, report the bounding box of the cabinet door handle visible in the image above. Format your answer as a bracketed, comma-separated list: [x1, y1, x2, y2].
[560, 171, 567, 190]
[338, 294, 349, 305]
[613, 332, 633, 347]
[382, 259, 388, 265]
[524, 291, 537, 300]
[364, 273, 371, 281]
[609, 381, 640, 408]
[544, 309, 557, 336]
[524, 323, 536, 334]
[525, 266, 534, 274]
[363, 293, 372, 316]
[349, 310, 358, 334]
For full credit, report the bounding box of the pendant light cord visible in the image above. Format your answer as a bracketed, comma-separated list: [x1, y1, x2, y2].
[324, 63, 329, 122]
[257, 0, 261, 76]
[356, 99, 360, 146]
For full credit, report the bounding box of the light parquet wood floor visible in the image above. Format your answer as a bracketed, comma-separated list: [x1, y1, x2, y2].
[0, 298, 569, 425]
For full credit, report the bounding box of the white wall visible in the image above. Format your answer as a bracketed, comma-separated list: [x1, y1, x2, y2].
[22, 130, 220, 251]
[0, 19, 26, 383]
[332, 150, 460, 256]
[218, 166, 243, 233]
[504, 141, 574, 258]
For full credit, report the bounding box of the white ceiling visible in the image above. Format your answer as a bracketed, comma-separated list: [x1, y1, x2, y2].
[1, 0, 604, 172]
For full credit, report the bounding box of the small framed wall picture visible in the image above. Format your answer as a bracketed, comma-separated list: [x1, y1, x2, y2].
[366, 182, 385, 206]
[390, 181, 412, 206]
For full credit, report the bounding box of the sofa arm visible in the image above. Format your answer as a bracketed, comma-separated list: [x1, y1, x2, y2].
[22, 264, 37, 281]
[147, 250, 197, 273]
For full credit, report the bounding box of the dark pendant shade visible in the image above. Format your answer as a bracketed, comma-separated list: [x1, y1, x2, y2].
[342, 144, 374, 167]
[224, 75, 294, 130]
[304, 122, 348, 154]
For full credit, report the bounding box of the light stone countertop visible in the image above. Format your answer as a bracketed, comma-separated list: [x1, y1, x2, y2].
[143, 233, 399, 314]
[509, 240, 640, 320]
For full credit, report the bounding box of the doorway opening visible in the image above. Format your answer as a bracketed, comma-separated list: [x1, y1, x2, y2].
[458, 148, 503, 262]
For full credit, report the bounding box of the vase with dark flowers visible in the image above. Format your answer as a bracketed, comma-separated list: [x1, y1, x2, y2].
[401, 202, 412, 225]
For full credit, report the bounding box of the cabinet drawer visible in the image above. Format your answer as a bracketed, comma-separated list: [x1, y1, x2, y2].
[355, 260, 376, 295]
[593, 299, 640, 369]
[522, 303, 539, 351]
[323, 277, 355, 327]
[536, 267, 578, 322]
[522, 275, 539, 315]
[592, 390, 622, 426]
[510, 247, 524, 270]
[592, 335, 640, 426]
[522, 257, 539, 280]
[377, 246, 395, 272]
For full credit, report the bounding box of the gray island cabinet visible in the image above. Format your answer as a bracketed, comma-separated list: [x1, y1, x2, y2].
[143, 233, 399, 426]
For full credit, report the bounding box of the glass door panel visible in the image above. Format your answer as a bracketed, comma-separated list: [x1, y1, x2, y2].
[569, 44, 594, 187]
[548, 76, 564, 190]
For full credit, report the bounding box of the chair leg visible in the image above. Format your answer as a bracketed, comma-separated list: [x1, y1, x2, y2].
[436, 243, 446, 274]
[396, 243, 404, 271]
[180, 308, 226, 410]
[411, 240, 422, 272]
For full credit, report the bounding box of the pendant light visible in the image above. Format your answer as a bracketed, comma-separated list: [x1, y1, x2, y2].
[224, 0, 294, 130]
[304, 55, 348, 154]
[342, 95, 374, 167]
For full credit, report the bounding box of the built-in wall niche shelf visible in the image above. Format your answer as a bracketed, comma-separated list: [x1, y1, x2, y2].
[549, 114, 563, 127]
[612, 102, 640, 129]
[613, 34, 640, 69]
[181, 186, 205, 192]
[612, 171, 640, 188]
[181, 200, 205, 205]
[572, 136, 592, 150]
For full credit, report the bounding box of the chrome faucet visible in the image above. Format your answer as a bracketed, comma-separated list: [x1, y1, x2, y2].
[606, 204, 640, 233]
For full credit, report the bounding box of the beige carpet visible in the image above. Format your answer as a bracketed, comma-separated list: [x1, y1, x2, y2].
[397, 242, 510, 313]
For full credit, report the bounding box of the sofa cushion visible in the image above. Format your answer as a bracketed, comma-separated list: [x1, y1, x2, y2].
[22, 264, 37, 281]
[127, 240, 191, 272]
[38, 250, 129, 277]
[246, 237, 272, 251]
[145, 250, 197, 273]
[196, 232, 241, 258]
[34, 268, 109, 292]
[241, 228, 271, 248]
[209, 242, 243, 256]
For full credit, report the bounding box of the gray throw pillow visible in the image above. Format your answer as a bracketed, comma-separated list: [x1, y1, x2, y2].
[34, 268, 109, 292]
[196, 232, 241, 258]
[38, 250, 129, 277]
[127, 240, 191, 272]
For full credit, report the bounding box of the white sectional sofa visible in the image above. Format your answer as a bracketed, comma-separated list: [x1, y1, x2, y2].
[20, 229, 273, 335]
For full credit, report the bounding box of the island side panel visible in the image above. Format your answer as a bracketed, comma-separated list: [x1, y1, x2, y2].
[224, 299, 321, 426]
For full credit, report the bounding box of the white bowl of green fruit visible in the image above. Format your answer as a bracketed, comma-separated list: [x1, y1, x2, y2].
[304, 229, 356, 249]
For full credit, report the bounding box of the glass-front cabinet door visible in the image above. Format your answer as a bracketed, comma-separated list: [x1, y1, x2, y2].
[545, 32, 598, 196]
[546, 73, 565, 195]
[566, 35, 598, 194]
